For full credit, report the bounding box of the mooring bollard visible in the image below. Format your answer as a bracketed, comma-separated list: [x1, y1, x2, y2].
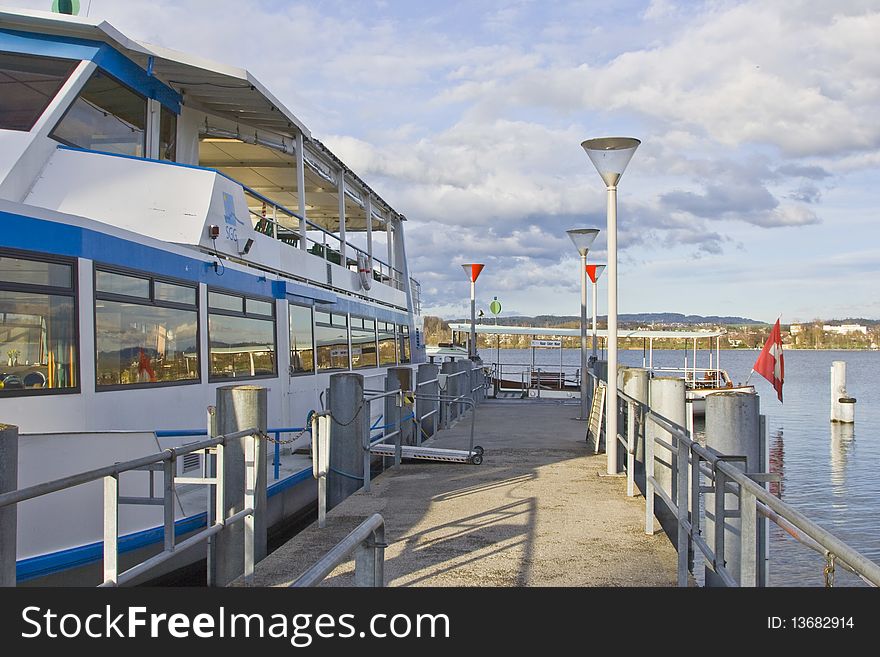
[384, 369, 403, 465]
[214, 386, 267, 587]
[0, 424, 18, 587]
[704, 391, 762, 587]
[622, 368, 649, 473]
[830, 361, 856, 424]
[416, 363, 439, 442]
[328, 373, 366, 507]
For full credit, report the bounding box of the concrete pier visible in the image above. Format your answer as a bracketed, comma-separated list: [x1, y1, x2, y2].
[241, 400, 678, 587]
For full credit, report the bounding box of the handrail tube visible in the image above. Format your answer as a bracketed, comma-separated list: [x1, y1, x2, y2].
[0, 430, 256, 509]
[291, 514, 385, 587]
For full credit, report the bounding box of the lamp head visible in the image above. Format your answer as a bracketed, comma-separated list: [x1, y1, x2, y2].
[566, 228, 600, 256]
[581, 137, 640, 187]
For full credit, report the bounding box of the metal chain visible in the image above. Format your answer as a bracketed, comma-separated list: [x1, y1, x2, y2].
[262, 427, 310, 445]
[329, 399, 366, 428]
[824, 551, 836, 588]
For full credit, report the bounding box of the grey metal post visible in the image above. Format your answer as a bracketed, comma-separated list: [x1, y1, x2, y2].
[206, 406, 217, 586]
[214, 385, 267, 587]
[0, 424, 18, 586]
[439, 361, 456, 429]
[389, 367, 414, 446]
[416, 363, 438, 442]
[621, 368, 649, 472]
[704, 391, 761, 587]
[384, 369, 403, 466]
[648, 377, 686, 532]
[328, 373, 366, 507]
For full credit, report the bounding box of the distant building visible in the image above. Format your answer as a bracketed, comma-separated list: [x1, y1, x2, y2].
[789, 324, 803, 335]
[823, 324, 867, 335]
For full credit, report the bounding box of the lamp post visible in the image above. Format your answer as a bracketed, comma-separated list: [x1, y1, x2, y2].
[585, 264, 605, 361]
[566, 229, 600, 420]
[581, 137, 640, 475]
[461, 264, 485, 359]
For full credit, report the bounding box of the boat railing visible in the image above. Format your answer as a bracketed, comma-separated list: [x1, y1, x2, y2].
[0, 427, 266, 587]
[587, 371, 880, 587]
[651, 366, 727, 388]
[242, 187, 407, 292]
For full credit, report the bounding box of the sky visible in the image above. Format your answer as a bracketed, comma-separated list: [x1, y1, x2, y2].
[11, 0, 880, 323]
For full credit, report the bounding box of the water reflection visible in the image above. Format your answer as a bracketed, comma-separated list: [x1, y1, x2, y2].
[829, 423, 855, 492]
[768, 428, 784, 498]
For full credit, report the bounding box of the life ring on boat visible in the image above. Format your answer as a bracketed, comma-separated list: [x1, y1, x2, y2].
[357, 252, 372, 290]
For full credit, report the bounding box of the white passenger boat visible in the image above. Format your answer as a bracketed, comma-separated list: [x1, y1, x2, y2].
[0, 7, 425, 584]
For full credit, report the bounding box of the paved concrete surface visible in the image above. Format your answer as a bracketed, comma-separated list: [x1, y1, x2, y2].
[241, 399, 679, 587]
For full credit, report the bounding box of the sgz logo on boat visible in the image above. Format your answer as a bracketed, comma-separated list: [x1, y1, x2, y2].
[222, 192, 246, 242]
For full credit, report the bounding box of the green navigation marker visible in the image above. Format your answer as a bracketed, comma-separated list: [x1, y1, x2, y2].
[489, 298, 502, 315]
[52, 0, 80, 15]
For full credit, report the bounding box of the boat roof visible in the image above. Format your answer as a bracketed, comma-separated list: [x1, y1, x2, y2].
[0, 7, 405, 229]
[0, 6, 310, 137]
[448, 323, 724, 340]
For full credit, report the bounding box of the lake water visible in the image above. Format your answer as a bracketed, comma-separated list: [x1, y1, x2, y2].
[487, 346, 879, 586]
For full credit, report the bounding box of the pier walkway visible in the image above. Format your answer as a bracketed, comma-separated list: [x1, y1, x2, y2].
[244, 399, 678, 587]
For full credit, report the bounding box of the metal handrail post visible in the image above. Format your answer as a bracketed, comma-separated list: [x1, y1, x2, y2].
[163, 458, 175, 552]
[713, 467, 727, 584]
[676, 435, 689, 586]
[626, 401, 635, 497]
[244, 432, 256, 585]
[740, 488, 758, 586]
[103, 474, 119, 586]
[645, 430, 656, 535]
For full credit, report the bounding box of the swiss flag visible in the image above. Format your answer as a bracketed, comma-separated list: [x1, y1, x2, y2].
[753, 319, 784, 402]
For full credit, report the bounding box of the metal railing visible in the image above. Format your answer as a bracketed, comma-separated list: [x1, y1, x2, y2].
[489, 362, 582, 396]
[0, 427, 264, 587]
[291, 513, 386, 587]
[597, 374, 880, 587]
[242, 187, 407, 292]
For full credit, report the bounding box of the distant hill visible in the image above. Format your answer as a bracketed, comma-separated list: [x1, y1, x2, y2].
[457, 313, 765, 326]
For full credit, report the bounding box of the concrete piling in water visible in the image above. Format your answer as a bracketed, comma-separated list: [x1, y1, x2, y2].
[831, 361, 856, 424]
[704, 391, 762, 587]
[214, 386, 268, 587]
[648, 377, 686, 532]
[416, 363, 439, 441]
[0, 424, 18, 587]
[328, 373, 366, 508]
[621, 368, 649, 472]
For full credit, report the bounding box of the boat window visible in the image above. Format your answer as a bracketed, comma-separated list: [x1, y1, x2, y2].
[95, 270, 149, 298]
[350, 315, 377, 369]
[159, 105, 176, 161]
[94, 267, 198, 388]
[315, 312, 348, 371]
[208, 290, 276, 380]
[288, 303, 314, 375]
[398, 324, 411, 363]
[0, 251, 78, 396]
[378, 321, 396, 366]
[51, 69, 147, 157]
[208, 291, 243, 312]
[0, 52, 77, 132]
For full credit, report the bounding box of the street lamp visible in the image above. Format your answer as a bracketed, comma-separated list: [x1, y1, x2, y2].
[566, 228, 599, 421]
[581, 137, 640, 474]
[461, 263, 485, 359]
[586, 264, 606, 360]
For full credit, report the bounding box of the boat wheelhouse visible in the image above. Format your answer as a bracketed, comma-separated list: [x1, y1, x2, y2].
[0, 7, 425, 583]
